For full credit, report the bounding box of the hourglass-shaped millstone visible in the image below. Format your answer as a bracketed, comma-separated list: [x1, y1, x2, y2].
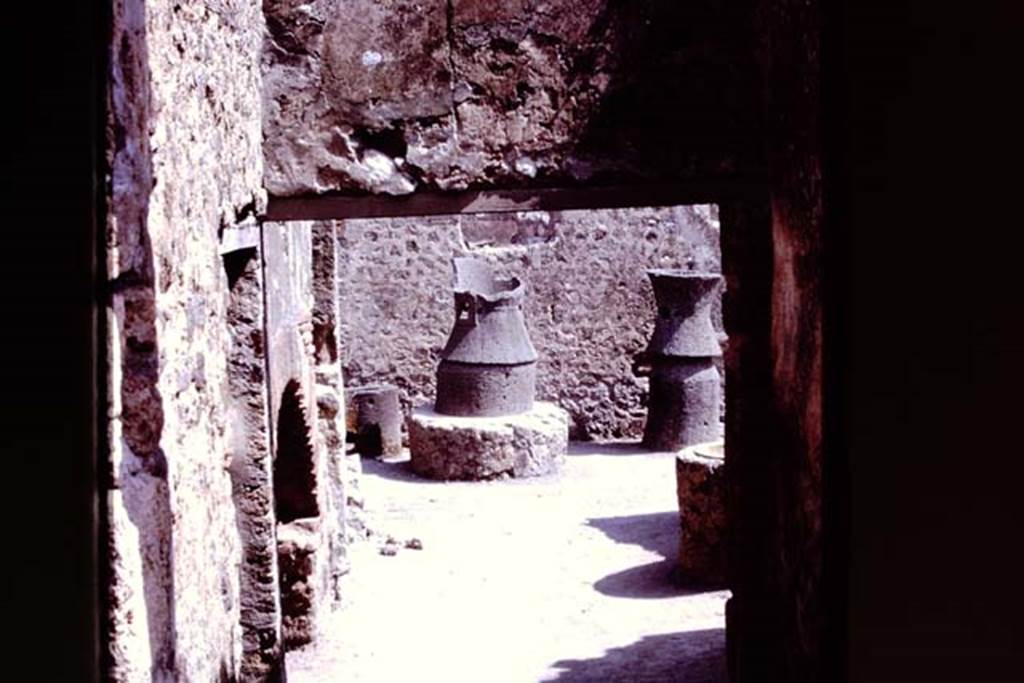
[633, 269, 724, 451]
[434, 257, 538, 417]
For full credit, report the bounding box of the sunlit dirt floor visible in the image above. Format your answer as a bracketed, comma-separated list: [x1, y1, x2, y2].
[286, 442, 729, 682]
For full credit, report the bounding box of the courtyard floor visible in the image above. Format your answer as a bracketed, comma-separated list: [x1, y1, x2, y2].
[286, 442, 729, 682]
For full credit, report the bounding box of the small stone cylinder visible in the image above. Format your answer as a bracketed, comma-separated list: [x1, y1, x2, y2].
[676, 440, 726, 585]
[345, 384, 403, 457]
[643, 359, 721, 451]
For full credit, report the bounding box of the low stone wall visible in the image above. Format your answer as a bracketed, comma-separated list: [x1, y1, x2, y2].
[335, 205, 724, 441]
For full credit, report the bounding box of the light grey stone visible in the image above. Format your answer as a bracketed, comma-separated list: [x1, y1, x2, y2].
[408, 401, 569, 480]
[264, 220, 348, 652]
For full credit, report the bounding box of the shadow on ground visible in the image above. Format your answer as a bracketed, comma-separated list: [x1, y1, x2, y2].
[587, 512, 727, 597]
[544, 628, 726, 682]
[594, 558, 694, 599]
[587, 511, 678, 556]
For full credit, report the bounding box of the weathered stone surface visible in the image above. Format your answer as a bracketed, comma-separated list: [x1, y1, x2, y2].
[264, 221, 316, 431]
[644, 359, 722, 451]
[435, 256, 539, 417]
[262, 0, 761, 194]
[335, 205, 724, 441]
[311, 222, 350, 603]
[225, 245, 285, 680]
[637, 270, 725, 450]
[105, 0, 265, 678]
[676, 441, 726, 585]
[277, 518, 321, 648]
[408, 401, 569, 480]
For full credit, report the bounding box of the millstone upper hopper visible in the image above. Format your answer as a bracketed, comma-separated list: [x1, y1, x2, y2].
[634, 269, 724, 451]
[434, 257, 538, 417]
[642, 270, 723, 359]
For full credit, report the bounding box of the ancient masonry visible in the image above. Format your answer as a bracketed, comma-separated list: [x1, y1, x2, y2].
[104, 0, 267, 677]
[101, 0, 769, 679]
[346, 384, 403, 459]
[262, 0, 760, 196]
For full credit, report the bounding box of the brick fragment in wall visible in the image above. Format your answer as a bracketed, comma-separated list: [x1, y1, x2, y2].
[336, 205, 725, 441]
[262, 0, 762, 194]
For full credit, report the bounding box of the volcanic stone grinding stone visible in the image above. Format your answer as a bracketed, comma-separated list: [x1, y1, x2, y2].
[408, 402, 569, 480]
[676, 440, 726, 585]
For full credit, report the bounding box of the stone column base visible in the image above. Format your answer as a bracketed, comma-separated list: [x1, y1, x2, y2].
[676, 439, 726, 585]
[408, 402, 569, 480]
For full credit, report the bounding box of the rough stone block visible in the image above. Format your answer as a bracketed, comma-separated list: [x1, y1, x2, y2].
[277, 518, 321, 648]
[408, 402, 569, 480]
[675, 440, 726, 585]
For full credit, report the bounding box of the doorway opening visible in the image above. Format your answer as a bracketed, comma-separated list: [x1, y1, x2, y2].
[281, 199, 736, 680]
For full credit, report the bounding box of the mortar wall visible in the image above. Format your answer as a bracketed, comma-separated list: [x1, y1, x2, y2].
[104, 0, 265, 678]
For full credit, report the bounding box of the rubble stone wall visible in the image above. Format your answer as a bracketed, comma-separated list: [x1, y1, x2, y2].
[104, 0, 265, 679]
[263, 0, 761, 195]
[226, 243, 285, 679]
[336, 205, 724, 441]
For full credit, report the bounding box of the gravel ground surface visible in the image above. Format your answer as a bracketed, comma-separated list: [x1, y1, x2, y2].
[286, 442, 729, 682]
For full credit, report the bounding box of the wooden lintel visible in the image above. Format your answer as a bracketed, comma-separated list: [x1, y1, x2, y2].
[263, 177, 768, 222]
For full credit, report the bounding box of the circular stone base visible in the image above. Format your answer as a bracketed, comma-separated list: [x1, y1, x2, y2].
[408, 402, 569, 480]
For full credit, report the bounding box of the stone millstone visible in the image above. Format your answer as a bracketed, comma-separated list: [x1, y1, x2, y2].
[675, 440, 726, 585]
[408, 402, 568, 480]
